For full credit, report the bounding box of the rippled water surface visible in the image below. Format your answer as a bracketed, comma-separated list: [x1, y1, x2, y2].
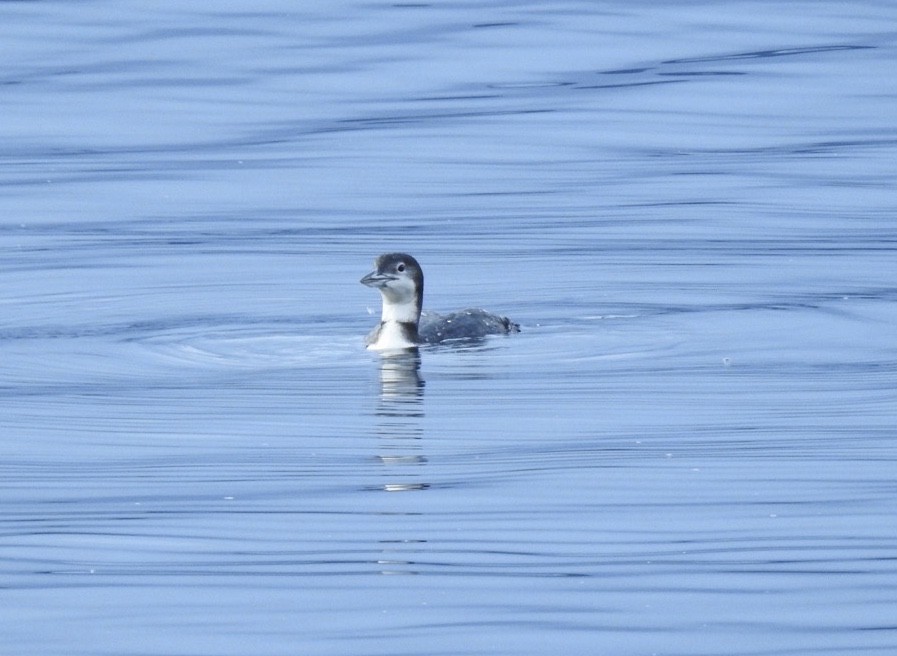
[2, 1, 896, 655]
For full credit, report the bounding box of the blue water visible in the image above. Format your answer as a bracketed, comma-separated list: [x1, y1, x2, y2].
[2, 1, 896, 655]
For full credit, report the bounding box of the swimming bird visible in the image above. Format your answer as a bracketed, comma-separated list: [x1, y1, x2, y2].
[360, 252, 519, 350]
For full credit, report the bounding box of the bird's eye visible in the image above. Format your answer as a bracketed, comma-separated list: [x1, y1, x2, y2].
[396, 263, 406, 273]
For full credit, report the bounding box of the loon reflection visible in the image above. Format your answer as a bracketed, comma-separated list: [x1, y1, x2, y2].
[373, 349, 428, 494]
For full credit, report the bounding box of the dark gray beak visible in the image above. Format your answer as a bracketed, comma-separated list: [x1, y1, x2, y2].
[360, 271, 395, 288]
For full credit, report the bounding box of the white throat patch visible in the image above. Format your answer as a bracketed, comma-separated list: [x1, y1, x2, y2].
[380, 295, 419, 323]
[367, 321, 417, 351]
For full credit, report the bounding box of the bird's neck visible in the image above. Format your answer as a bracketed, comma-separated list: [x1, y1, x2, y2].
[380, 294, 421, 325]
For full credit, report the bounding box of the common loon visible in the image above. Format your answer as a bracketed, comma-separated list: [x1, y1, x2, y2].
[361, 252, 519, 350]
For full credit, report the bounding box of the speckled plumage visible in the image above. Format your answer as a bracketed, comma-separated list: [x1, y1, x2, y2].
[418, 309, 519, 344]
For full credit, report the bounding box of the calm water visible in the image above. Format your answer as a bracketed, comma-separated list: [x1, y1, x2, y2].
[2, 1, 896, 655]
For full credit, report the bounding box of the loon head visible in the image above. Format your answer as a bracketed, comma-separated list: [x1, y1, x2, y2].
[361, 253, 424, 349]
